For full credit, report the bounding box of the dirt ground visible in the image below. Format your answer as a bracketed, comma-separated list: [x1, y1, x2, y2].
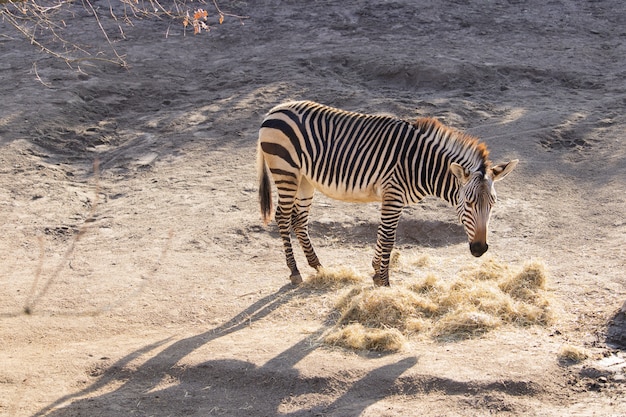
[1, 1, 626, 416]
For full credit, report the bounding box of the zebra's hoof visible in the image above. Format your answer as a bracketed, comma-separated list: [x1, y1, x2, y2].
[290, 274, 303, 285]
[372, 274, 389, 287]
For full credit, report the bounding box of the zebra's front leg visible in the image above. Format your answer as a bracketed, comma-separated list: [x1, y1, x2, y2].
[372, 200, 403, 286]
[276, 205, 303, 285]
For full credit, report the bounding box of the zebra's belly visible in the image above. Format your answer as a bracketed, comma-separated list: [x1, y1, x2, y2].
[310, 179, 383, 203]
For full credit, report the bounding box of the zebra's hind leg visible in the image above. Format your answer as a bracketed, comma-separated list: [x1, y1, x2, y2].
[292, 179, 322, 272]
[275, 204, 303, 285]
[372, 198, 404, 286]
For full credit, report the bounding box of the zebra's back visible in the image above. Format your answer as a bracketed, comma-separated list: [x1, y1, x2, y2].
[260, 101, 416, 202]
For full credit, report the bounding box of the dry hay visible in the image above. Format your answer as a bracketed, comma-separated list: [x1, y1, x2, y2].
[324, 323, 405, 352]
[321, 258, 556, 352]
[557, 344, 590, 363]
[335, 286, 439, 330]
[303, 266, 364, 290]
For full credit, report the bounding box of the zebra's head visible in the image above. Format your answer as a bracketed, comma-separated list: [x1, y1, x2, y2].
[450, 160, 518, 257]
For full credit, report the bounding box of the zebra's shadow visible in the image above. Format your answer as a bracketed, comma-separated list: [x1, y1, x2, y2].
[308, 218, 465, 248]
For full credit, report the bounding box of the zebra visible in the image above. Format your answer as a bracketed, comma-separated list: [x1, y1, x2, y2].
[257, 100, 518, 286]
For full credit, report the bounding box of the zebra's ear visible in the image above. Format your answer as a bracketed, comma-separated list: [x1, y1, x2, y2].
[450, 162, 470, 185]
[491, 159, 519, 182]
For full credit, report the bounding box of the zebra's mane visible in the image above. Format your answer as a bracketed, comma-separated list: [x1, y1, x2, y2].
[411, 117, 491, 173]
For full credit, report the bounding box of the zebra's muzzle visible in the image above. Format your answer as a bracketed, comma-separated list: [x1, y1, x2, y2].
[470, 241, 488, 257]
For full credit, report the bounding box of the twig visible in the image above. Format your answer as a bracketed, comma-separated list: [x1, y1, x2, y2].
[32, 62, 53, 88]
[211, 0, 249, 24]
[82, 0, 128, 67]
[1, 0, 249, 67]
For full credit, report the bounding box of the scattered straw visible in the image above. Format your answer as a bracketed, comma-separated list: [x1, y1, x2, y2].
[337, 286, 439, 330]
[411, 254, 431, 268]
[433, 309, 502, 338]
[303, 266, 363, 290]
[320, 258, 556, 352]
[324, 323, 406, 352]
[408, 274, 442, 294]
[389, 249, 402, 270]
[499, 261, 547, 301]
[390, 251, 431, 273]
[459, 257, 511, 281]
[558, 344, 589, 363]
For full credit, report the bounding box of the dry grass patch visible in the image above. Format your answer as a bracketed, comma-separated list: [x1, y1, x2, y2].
[432, 309, 502, 338]
[390, 251, 431, 273]
[321, 258, 556, 351]
[303, 266, 364, 290]
[325, 323, 406, 352]
[499, 261, 547, 300]
[558, 344, 590, 363]
[336, 286, 439, 330]
[459, 257, 511, 281]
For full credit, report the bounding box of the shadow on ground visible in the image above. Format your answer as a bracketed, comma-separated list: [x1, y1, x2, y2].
[606, 303, 626, 349]
[308, 218, 465, 248]
[31, 285, 418, 417]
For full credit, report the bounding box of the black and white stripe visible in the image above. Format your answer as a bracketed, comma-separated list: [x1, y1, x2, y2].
[257, 101, 517, 286]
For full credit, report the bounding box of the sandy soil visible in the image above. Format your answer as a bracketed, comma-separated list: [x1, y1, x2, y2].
[1, 1, 625, 416]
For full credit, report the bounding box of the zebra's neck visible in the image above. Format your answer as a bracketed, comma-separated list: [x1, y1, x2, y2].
[411, 117, 490, 206]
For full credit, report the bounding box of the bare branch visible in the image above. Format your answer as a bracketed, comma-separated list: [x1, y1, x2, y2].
[1, 0, 249, 68]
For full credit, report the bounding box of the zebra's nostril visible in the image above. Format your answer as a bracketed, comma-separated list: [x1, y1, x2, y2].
[470, 242, 488, 257]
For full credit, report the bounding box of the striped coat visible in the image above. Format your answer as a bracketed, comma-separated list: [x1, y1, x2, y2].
[257, 101, 517, 286]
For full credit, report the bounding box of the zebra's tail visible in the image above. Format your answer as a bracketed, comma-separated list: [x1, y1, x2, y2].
[257, 144, 273, 225]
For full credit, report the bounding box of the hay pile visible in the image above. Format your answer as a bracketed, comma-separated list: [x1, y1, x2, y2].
[557, 344, 590, 363]
[303, 266, 363, 290]
[319, 258, 555, 352]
